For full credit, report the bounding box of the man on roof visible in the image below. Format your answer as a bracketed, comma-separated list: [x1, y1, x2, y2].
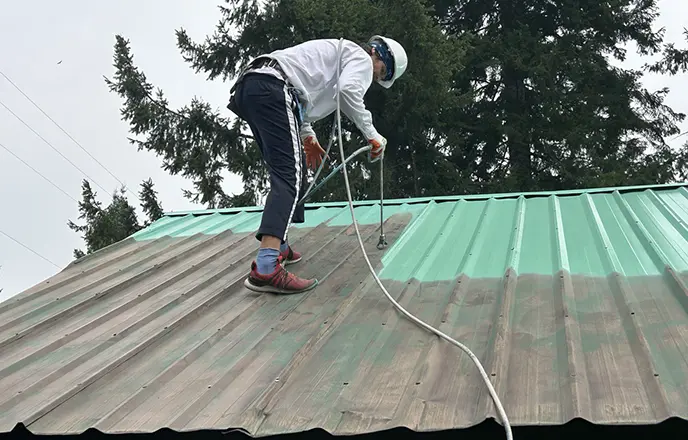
[227, 35, 408, 295]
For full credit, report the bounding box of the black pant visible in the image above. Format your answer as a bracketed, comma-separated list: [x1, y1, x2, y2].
[229, 73, 306, 244]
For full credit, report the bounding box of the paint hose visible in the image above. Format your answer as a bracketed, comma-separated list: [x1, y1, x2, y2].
[299, 121, 338, 205]
[332, 38, 513, 440]
[299, 145, 372, 205]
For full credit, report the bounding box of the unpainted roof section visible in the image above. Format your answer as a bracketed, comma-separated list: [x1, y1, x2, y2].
[0, 183, 687, 437]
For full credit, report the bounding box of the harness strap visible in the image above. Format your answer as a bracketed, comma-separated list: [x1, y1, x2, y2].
[230, 56, 304, 126]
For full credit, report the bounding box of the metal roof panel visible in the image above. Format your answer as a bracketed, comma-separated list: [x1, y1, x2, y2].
[1, 184, 687, 436]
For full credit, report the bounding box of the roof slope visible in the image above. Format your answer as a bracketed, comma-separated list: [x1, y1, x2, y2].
[1, 183, 688, 437]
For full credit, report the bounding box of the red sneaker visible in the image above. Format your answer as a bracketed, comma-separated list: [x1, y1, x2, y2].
[280, 245, 302, 266]
[244, 256, 317, 294]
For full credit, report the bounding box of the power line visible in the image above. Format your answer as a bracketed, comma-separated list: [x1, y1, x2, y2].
[0, 99, 113, 198]
[0, 70, 137, 199]
[0, 141, 78, 203]
[0, 229, 61, 270]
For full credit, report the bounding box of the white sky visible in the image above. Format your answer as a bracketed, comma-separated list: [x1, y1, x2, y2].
[0, 0, 686, 301]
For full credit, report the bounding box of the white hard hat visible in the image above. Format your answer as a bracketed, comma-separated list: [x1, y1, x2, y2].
[368, 35, 408, 88]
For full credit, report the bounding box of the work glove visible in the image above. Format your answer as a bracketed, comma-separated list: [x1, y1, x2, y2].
[368, 136, 387, 163]
[303, 135, 326, 171]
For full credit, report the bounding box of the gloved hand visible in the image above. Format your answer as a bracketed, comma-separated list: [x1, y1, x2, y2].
[303, 135, 326, 171]
[368, 136, 387, 163]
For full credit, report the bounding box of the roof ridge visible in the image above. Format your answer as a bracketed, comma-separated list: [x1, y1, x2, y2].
[161, 182, 688, 218]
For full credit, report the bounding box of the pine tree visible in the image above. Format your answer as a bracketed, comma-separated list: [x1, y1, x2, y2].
[106, 0, 687, 204]
[139, 178, 164, 227]
[68, 179, 164, 258]
[646, 28, 688, 181]
[431, 0, 688, 192]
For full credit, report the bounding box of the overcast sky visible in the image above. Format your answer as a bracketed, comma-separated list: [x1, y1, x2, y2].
[0, 1, 686, 302]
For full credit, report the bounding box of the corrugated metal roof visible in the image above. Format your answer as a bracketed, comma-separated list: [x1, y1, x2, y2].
[1, 183, 688, 437]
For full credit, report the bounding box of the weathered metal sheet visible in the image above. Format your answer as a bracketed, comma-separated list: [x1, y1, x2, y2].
[1, 184, 687, 436]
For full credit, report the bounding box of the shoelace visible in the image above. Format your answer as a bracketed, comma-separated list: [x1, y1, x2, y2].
[275, 267, 298, 288]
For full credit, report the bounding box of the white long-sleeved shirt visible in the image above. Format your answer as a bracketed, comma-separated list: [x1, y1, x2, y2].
[250, 39, 383, 144]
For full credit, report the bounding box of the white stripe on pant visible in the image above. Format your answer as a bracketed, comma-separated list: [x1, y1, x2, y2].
[282, 85, 302, 243]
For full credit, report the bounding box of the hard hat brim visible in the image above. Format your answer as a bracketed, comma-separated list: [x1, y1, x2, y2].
[376, 78, 394, 89]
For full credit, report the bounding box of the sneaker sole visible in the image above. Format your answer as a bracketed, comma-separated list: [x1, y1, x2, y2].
[283, 256, 302, 266]
[243, 277, 317, 295]
[278, 255, 302, 267]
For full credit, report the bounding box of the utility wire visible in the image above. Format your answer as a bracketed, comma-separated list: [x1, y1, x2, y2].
[0, 99, 113, 198]
[0, 70, 138, 199]
[0, 229, 61, 270]
[0, 141, 78, 203]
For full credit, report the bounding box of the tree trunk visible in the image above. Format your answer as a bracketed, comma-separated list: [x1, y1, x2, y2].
[500, 0, 532, 191]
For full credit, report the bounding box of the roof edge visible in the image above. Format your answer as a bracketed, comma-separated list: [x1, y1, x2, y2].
[161, 182, 688, 217]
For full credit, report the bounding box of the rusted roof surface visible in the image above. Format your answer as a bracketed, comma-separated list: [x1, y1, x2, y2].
[1, 183, 688, 437]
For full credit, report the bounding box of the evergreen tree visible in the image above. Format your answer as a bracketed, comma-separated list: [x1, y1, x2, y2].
[649, 28, 688, 76]
[432, 0, 688, 192]
[107, 0, 688, 206]
[139, 178, 164, 227]
[68, 179, 164, 258]
[646, 28, 688, 181]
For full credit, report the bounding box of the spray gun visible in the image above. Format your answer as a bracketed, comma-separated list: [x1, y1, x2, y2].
[377, 156, 387, 250]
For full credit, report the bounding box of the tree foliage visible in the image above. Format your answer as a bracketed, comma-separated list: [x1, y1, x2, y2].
[646, 27, 688, 181]
[139, 178, 165, 227]
[432, 0, 688, 192]
[68, 179, 164, 259]
[107, 0, 688, 209]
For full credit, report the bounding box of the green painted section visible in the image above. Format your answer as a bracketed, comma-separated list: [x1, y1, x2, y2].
[131, 202, 427, 241]
[378, 187, 688, 280]
[131, 184, 688, 281]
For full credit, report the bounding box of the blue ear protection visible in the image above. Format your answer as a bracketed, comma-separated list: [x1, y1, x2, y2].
[370, 41, 394, 81]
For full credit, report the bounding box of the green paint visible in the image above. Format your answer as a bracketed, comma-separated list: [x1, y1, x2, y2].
[560, 195, 608, 275]
[519, 197, 558, 275]
[131, 185, 688, 280]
